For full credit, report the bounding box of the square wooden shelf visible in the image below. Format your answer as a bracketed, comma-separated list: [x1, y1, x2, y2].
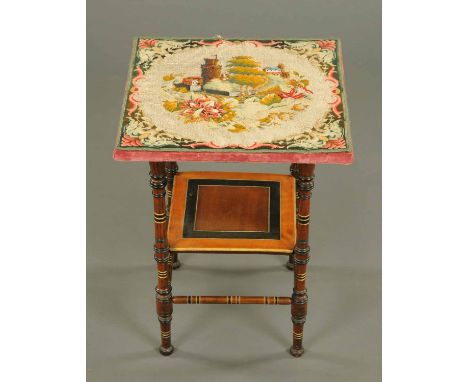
[167, 171, 296, 253]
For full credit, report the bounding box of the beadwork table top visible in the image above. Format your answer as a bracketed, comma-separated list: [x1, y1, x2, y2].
[113, 38, 352, 164]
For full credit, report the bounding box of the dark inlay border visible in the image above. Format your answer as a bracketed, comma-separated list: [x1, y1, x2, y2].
[183, 179, 280, 239]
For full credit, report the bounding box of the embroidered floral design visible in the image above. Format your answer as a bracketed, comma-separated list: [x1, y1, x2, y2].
[158, 55, 316, 134]
[317, 40, 336, 50]
[138, 39, 157, 49]
[121, 135, 143, 147]
[118, 39, 349, 152]
[178, 97, 228, 122]
[323, 138, 346, 149]
[127, 67, 144, 115]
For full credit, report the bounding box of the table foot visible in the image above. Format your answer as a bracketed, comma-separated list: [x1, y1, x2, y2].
[289, 346, 304, 357]
[159, 345, 174, 356]
[172, 260, 181, 270]
[286, 260, 294, 270]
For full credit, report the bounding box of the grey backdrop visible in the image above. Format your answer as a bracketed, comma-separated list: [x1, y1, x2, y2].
[87, 1, 381, 381]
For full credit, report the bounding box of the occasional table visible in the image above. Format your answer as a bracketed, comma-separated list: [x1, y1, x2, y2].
[114, 37, 353, 357]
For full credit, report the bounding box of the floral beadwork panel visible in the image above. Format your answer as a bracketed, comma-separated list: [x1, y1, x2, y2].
[116, 38, 351, 154]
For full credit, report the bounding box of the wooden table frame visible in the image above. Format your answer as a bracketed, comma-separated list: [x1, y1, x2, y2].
[149, 161, 315, 357]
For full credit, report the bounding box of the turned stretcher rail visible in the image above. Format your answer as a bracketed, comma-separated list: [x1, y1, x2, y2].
[172, 296, 291, 305]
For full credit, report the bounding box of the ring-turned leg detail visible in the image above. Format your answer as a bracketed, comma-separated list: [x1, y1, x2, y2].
[287, 163, 299, 270]
[290, 163, 315, 357]
[150, 162, 174, 356]
[165, 162, 180, 270]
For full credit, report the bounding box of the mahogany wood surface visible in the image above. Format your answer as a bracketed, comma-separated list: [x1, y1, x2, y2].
[194, 185, 270, 232]
[167, 171, 296, 253]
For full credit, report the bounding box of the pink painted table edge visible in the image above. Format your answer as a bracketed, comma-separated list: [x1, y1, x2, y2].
[113, 148, 353, 164]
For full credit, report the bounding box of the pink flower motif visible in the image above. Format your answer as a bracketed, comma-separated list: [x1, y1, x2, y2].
[327, 67, 342, 118]
[179, 97, 227, 122]
[121, 135, 143, 147]
[138, 39, 157, 49]
[127, 66, 144, 116]
[278, 86, 314, 99]
[317, 40, 336, 50]
[323, 138, 346, 149]
[278, 87, 306, 99]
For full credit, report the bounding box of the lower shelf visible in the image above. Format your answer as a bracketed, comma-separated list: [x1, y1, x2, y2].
[167, 171, 297, 254]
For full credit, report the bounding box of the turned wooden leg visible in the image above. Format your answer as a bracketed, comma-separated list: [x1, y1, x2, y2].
[287, 163, 299, 270]
[165, 162, 180, 269]
[150, 162, 174, 356]
[290, 163, 315, 357]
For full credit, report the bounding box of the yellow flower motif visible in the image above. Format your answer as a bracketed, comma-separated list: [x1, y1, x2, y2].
[259, 116, 272, 124]
[163, 100, 178, 112]
[277, 112, 292, 120]
[220, 110, 236, 122]
[163, 74, 175, 81]
[260, 93, 281, 106]
[172, 86, 188, 93]
[228, 124, 247, 133]
[291, 104, 304, 111]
